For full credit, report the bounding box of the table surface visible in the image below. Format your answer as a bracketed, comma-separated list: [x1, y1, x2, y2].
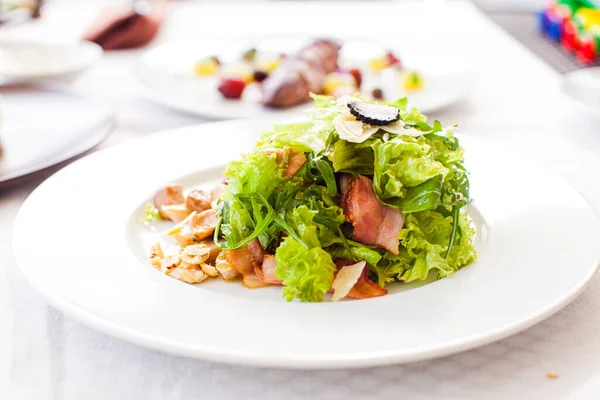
[3, 1, 600, 399]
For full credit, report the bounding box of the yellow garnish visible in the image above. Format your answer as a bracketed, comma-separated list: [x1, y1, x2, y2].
[257, 58, 280, 73]
[323, 72, 355, 96]
[222, 64, 254, 83]
[165, 211, 197, 236]
[369, 57, 389, 72]
[193, 58, 219, 76]
[399, 70, 424, 92]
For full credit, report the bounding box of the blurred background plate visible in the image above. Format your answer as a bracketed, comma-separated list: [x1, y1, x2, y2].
[0, 85, 115, 184]
[0, 40, 103, 86]
[136, 37, 470, 120]
[562, 67, 600, 117]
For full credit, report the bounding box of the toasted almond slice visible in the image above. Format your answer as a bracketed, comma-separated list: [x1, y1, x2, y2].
[171, 262, 207, 284]
[200, 263, 219, 277]
[161, 254, 182, 274]
[331, 260, 366, 302]
[181, 244, 211, 265]
[150, 242, 164, 259]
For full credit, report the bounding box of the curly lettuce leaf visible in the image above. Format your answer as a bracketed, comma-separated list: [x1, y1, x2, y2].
[275, 205, 336, 302]
[371, 210, 476, 284]
[328, 139, 375, 175]
[224, 152, 284, 200]
[258, 122, 333, 154]
[372, 135, 448, 207]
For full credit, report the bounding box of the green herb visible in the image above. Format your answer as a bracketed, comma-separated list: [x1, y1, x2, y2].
[143, 203, 162, 224]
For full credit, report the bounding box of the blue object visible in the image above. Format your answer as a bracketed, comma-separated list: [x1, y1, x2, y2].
[537, 9, 549, 33]
[547, 14, 563, 42]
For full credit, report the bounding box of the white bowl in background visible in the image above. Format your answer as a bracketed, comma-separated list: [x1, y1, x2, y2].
[0, 40, 103, 85]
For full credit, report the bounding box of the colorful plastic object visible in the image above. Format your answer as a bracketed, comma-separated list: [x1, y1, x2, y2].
[539, 0, 600, 65]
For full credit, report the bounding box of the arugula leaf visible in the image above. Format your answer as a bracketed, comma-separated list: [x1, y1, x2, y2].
[397, 175, 443, 213]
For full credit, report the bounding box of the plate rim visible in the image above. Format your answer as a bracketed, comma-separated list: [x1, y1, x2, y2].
[0, 40, 103, 84]
[12, 121, 600, 369]
[0, 85, 116, 184]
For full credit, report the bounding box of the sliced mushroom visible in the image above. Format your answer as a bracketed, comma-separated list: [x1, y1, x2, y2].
[199, 239, 222, 264]
[185, 189, 212, 213]
[154, 184, 185, 219]
[160, 204, 192, 223]
[189, 209, 219, 240]
[173, 229, 195, 247]
[210, 184, 225, 207]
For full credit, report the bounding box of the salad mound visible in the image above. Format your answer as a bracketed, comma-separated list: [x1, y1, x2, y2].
[148, 95, 476, 302]
[216, 95, 476, 301]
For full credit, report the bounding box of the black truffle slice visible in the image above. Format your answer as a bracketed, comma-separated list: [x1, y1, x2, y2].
[347, 101, 400, 126]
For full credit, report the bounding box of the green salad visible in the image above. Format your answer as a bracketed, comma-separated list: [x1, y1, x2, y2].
[214, 95, 477, 302]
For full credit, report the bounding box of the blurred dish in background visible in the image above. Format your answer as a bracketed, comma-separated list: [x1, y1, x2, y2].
[562, 66, 600, 115]
[0, 0, 42, 25]
[83, 0, 167, 51]
[0, 85, 114, 185]
[136, 37, 470, 120]
[0, 41, 102, 86]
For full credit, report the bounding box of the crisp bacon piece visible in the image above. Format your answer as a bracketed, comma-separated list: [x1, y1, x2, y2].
[255, 254, 283, 285]
[340, 174, 405, 255]
[260, 148, 307, 178]
[218, 239, 270, 288]
[347, 270, 388, 299]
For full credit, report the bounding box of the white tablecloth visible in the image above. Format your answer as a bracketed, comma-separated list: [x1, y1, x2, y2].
[3, 1, 600, 399]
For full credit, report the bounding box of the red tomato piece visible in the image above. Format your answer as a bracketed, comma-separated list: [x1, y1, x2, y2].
[218, 78, 246, 99]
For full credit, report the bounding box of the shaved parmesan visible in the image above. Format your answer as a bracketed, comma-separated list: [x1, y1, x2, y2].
[331, 261, 367, 302]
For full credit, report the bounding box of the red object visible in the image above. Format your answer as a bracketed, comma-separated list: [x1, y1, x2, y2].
[218, 78, 246, 99]
[385, 51, 401, 67]
[348, 68, 362, 88]
[561, 19, 578, 52]
[83, 0, 167, 50]
[577, 36, 597, 65]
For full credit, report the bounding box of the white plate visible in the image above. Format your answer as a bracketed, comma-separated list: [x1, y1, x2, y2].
[13, 120, 600, 369]
[0, 40, 102, 85]
[136, 38, 469, 120]
[0, 85, 114, 184]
